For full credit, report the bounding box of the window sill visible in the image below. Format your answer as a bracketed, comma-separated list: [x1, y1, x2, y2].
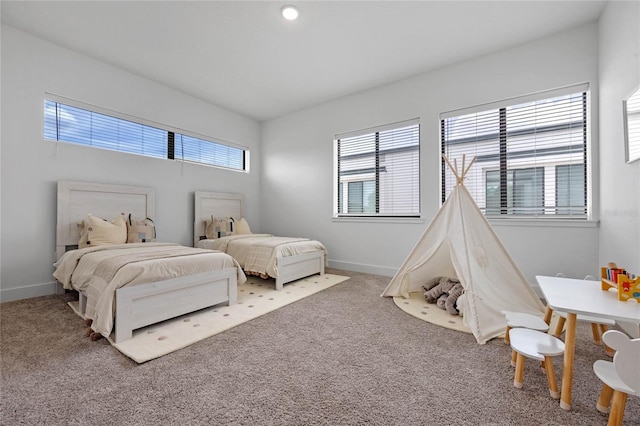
[488, 218, 599, 228]
[332, 216, 424, 224]
[331, 216, 598, 228]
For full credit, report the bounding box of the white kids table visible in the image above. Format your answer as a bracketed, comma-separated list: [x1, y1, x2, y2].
[536, 275, 640, 411]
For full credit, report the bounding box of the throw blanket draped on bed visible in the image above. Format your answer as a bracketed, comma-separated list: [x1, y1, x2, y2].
[243, 237, 309, 278]
[92, 247, 216, 284]
[53, 242, 187, 291]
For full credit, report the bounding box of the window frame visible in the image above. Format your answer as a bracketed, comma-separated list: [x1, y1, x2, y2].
[440, 84, 591, 221]
[333, 118, 421, 220]
[44, 93, 249, 173]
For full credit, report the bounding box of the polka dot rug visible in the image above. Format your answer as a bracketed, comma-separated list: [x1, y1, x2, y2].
[394, 292, 562, 341]
[393, 292, 472, 334]
[68, 273, 349, 363]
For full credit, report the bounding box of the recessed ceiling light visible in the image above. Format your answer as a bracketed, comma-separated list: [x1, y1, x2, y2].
[281, 5, 299, 21]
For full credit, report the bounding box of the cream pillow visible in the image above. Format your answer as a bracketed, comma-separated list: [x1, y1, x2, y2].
[78, 214, 127, 248]
[235, 217, 252, 234]
[205, 216, 235, 239]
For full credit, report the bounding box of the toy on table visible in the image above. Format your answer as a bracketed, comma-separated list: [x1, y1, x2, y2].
[601, 262, 640, 302]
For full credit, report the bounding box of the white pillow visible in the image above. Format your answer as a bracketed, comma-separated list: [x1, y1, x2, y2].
[235, 217, 252, 234]
[78, 214, 127, 248]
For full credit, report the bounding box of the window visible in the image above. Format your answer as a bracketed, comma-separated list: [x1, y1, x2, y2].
[556, 164, 585, 216]
[335, 119, 420, 218]
[441, 84, 588, 218]
[486, 167, 544, 215]
[44, 96, 247, 171]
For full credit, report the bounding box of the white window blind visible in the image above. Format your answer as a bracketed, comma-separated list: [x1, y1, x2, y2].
[44, 96, 247, 171]
[174, 133, 245, 170]
[440, 85, 588, 218]
[335, 118, 420, 217]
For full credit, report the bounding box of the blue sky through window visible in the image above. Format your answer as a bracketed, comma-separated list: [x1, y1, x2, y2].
[44, 100, 245, 170]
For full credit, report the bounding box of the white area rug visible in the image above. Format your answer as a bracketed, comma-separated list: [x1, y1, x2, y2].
[68, 273, 349, 363]
[393, 292, 471, 334]
[394, 292, 562, 339]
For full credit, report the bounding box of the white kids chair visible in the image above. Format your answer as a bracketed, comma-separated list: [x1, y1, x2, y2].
[593, 330, 640, 426]
[502, 310, 550, 367]
[509, 328, 565, 399]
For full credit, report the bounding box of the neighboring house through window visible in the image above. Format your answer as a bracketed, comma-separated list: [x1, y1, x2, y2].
[440, 84, 589, 219]
[335, 119, 420, 218]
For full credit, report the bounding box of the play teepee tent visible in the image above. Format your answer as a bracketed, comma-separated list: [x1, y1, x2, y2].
[381, 155, 545, 344]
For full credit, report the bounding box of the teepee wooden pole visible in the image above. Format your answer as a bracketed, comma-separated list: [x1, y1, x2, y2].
[442, 154, 477, 185]
[442, 154, 460, 182]
[461, 156, 477, 182]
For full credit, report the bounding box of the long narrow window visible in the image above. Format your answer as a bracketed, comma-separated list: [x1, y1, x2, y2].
[335, 118, 420, 218]
[44, 96, 247, 172]
[441, 85, 588, 218]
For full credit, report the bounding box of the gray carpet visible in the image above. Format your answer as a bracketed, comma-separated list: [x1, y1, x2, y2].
[1, 269, 638, 425]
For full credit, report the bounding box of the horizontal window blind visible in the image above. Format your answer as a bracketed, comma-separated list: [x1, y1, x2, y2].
[335, 118, 420, 217]
[175, 133, 245, 170]
[44, 96, 247, 172]
[45, 100, 168, 158]
[441, 85, 588, 218]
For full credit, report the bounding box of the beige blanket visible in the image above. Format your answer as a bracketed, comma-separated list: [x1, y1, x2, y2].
[54, 243, 246, 338]
[53, 242, 173, 290]
[92, 247, 215, 284]
[197, 234, 327, 278]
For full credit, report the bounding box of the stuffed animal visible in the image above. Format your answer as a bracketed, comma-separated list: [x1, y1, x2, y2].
[436, 293, 448, 310]
[434, 283, 464, 315]
[422, 276, 464, 315]
[422, 276, 460, 302]
[445, 283, 464, 315]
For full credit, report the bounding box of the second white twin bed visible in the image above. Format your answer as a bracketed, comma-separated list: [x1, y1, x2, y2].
[194, 191, 327, 290]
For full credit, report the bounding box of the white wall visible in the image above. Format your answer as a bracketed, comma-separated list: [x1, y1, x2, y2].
[0, 25, 261, 301]
[6, 9, 637, 303]
[598, 1, 640, 273]
[261, 23, 602, 289]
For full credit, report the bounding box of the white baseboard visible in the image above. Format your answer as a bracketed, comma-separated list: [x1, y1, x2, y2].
[328, 259, 396, 277]
[0, 281, 58, 303]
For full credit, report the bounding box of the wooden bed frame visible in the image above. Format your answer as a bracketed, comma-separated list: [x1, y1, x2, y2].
[56, 181, 238, 343]
[193, 191, 325, 290]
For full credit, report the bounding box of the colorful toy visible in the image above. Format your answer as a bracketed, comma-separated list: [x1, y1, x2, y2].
[601, 262, 640, 302]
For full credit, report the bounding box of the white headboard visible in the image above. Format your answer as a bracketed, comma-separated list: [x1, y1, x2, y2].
[194, 191, 244, 246]
[56, 181, 155, 260]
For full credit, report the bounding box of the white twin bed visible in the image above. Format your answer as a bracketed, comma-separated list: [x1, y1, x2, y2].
[193, 191, 327, 291]
[54, 181, 245, 343]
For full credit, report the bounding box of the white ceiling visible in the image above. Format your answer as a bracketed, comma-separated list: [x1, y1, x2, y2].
[1, 0, 607, 122]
